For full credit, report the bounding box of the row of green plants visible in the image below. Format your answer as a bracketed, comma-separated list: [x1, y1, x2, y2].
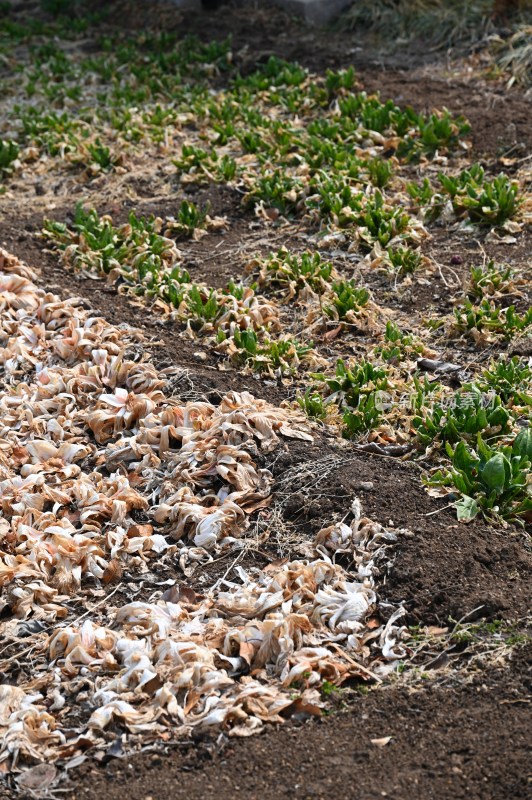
[299, 351, 531, 523]
[41, 215, 532, 527]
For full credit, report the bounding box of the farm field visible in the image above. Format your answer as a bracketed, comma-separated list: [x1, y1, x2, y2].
[0, 2, 531, 799]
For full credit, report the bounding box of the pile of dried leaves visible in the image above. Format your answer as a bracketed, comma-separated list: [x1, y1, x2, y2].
[0, 249, 406, 774]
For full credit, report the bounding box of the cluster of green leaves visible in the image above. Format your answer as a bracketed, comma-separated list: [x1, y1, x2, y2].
[0, 139, 19, 176]
[397, 110, 471, 161]
[324, 280, 370, 321]
[254, 249, 334, 297]
[312, 359, 390, 438]
[413, 385, 512, 447]
[375, 321, 423, 363]
[454, 299, 532, 339]
[44, 204, 219, 319]
[439, 164, 520, 225]
[296, 389, 331, 420]
[165, 201, 209, 239]
[386, 245, 422, 276]
[44, 203, 173, 277]
[217, 328, 312, 376]
[476, 358, 532, 407]
[468, 261, 514, 300]
[174, 145, 239, 183]
[427, 429, 532, 522]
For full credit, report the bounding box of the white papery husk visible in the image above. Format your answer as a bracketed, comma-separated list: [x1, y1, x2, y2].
[0, 250, 406, 770]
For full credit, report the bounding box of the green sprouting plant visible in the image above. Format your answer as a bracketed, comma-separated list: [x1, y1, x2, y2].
[463, 175, 520, 226]
[376, 321, 423, 362]
[398, 110, 470, 160]
[407, 177, 434, 207]
[357, 191, 411, 250]
[439, 164, 520, 225]
[439, 162, 483, 197]
[236, 129, 264, 154]
[366, 156, 393, 188]
[166, 201, 208, 238]
[0, 139, 19, 175]
[454, 299, 532, 339]
[342, 393, 384, 437]
[216, 154, 238, 182]
[386, 245, 422, 277]
[315, 359, 389, 438]
[160, 266, 192, 306]
[406, 177, 444, 222]
[44, 203, 116, 267]
[321, 679, 343, 697]
[223, 280, 247, 301]
[232, 56, 307, 94]
[16, 106, 80, 154]
[44, 204, 176, 281]
[468, 261, 514, 299]
[426, 429, 532, 522]
[87, 139, 116, 171]
[297, 388, 329, 420]
[324, 66, 357, 97]
[246, 169, 302, 215]
[476, 358, 532, 407]
[173, 144, 210, 174]
[413, 385, 512, 448]
[306, 175, 363, 226]
[219, 328, 312, 376]
[255, 249, 334, 297]
[324, 280, 370, 321]
[185, 286, 220, 326]
[321, 359, 389, 406]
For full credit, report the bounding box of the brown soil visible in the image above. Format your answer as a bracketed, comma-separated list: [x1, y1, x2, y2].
[1, 4, 531, 800]
[67, 641, 532, 800]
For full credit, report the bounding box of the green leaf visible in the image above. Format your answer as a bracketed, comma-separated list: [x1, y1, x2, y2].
[453, 473, 471, 495]
[453, 441, 473, 472]
[455, 495, 479, 522]
[481, 453, 507, 494]
[476, 434, 492, 462]
[513, 428, 532, 459]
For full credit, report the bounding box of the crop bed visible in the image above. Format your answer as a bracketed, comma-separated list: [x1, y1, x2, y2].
[0, 2, 530, 799]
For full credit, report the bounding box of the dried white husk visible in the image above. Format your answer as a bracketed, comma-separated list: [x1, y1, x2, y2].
[0, 250, 406, 770]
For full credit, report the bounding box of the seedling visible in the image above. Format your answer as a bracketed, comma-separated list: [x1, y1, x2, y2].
[454, 299, 532, 339]
[376, 321, 423, 362]
[357, 191, 411, 250]
[254, 249, 334, 298]
[87, 139, 118, 171]
[0, 139, 19, 175]
[219, 328, 312, 376]
[297, 389, 330, 420]
[165, 201, 208, 238]
[476, 358, 532, 407]
[366, 156, 393, 188]
[324, 280, 370, 321]
[468, 261, 514, 299]
[315, 359, 389, 438]
[413, 385, 512, 447]
[439, 164, 520, 225]
[386, 246, 422, 277]
[426, 429, 532, 522]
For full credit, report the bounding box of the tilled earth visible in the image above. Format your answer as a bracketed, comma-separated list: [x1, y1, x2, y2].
[0, 3, 531, 799]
